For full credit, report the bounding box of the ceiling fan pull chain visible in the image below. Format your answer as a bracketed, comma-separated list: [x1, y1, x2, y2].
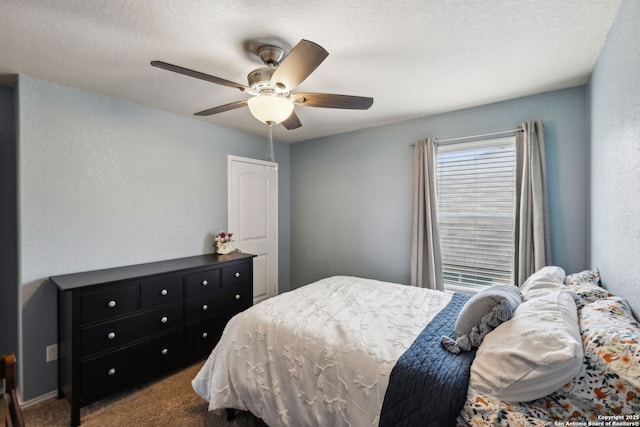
[267, 123, 276, 162]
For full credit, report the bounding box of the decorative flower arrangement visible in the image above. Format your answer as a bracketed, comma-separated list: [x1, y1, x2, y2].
[215, 231, 234, 255]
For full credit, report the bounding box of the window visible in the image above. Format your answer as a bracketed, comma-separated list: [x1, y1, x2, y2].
[436, 136, 516, 292]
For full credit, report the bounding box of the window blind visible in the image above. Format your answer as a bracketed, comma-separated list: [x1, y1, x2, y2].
[436, 136, 516, 292]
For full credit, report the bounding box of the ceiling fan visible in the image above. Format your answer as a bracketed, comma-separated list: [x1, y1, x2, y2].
[150, 39, 374, 131]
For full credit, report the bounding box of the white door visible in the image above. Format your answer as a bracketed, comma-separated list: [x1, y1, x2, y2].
[228, 155, 278, 304]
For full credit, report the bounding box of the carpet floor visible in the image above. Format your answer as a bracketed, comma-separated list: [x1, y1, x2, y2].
[22, 361, 268, 427]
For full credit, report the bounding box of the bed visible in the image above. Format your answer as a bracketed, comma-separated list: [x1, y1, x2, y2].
[192, 269, 640, 426]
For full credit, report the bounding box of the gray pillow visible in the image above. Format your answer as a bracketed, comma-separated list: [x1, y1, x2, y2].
[442, 284, 522, 353]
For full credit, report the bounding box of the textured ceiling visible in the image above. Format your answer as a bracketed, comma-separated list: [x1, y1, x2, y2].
[0, 0, 622, 143]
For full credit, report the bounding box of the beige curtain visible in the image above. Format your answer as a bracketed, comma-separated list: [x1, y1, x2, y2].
[514, 120, 551, 285]
[410, 137, 443, 290]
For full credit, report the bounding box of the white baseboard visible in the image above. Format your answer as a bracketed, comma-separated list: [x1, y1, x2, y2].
[19, 389, 59, 408]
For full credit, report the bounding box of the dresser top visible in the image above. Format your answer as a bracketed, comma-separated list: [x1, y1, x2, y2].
[50, 252, 255, 291]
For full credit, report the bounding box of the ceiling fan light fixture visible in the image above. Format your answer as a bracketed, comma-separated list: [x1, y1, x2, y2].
[247, 95, 294, 125]
[153, 39, 373, 131]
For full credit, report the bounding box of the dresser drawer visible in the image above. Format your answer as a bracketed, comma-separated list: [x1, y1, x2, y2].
[81, 330, 185, 404]
[222, 262, 250, 286]
[81, 285, 138, 325]
[186, 268, 222, 297]
[140, 276, 183, 309]
[81, 303, 183, 356]
[186, 285, 251, 323]
[186, 313, 228, 358]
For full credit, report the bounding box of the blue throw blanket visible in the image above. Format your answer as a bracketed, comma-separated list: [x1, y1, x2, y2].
[379, 292, 475, 427]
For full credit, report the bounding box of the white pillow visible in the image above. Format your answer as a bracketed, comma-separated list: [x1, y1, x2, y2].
[469, 290, 583, 402]
[519, 266, 566, 301]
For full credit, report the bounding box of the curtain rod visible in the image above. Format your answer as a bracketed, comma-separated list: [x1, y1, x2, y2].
[409, 127, 522, 147]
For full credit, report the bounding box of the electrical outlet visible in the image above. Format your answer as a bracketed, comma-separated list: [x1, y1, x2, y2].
[46, 344, 58, 362]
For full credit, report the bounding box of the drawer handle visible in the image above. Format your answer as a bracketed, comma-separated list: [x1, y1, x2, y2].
[161, 316, 168, 323]
[107, 300, 117, 308]
[107, 332, 116, 340]
[202, 280, 208, 286]
[202, 332, 208, 338]
[234, 272, 240, 278]
[235, 294, 240, 300]
[108, 368, 116, 376]
[161, 348, 168, 355]
[202, 304, 208, 311]
[160, 289, 168, 296]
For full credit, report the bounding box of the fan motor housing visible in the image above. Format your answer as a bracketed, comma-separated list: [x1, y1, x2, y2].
[248, 67, 288, 95]
[247, 67, 273, 88]
[246, 44, 289, 94]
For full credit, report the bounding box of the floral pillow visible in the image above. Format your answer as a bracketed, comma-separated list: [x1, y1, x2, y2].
[558, 296, 640, 415]
[564, 268, 601, 286]
[564, 268, 612, 310]
[571, 285, 614, 310]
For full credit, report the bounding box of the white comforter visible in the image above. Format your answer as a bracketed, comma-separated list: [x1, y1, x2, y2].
[192, 276, 452, 427]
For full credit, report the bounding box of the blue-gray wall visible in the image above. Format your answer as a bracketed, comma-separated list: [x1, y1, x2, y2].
[17, 75, 291, 401]
[290, 86, 589, 288]
[588, 0, 640, 316]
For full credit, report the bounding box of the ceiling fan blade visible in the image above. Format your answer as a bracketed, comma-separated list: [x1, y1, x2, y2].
[292, 93, 374, 110]
[271, 40, 329, 91]
[151, 61, 249, 92]
[281, 111, 302, 130]
[194, 100, 248, 116]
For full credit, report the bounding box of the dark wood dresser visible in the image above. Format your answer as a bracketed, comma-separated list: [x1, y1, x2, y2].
[51, 252, 255, 427]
